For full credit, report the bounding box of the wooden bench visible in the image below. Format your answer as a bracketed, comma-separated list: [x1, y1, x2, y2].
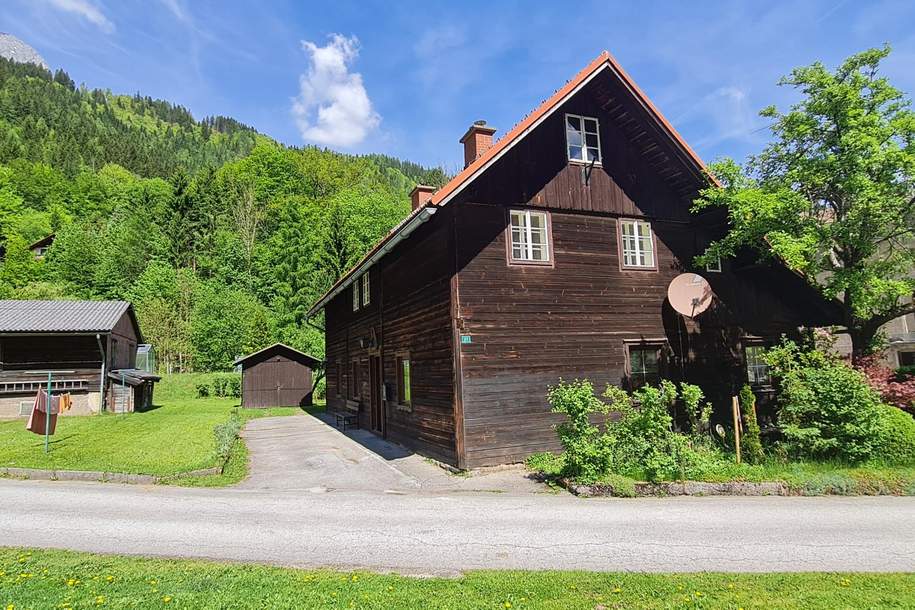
[335, 402, 360, 430]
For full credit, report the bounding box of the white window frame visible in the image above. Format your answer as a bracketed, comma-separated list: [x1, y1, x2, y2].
[361, 272, 370, 307]
[745, 345, 771, 386]
[352, 280, 360, 311]
[509, 209, 551, 264]
[619, 219, 655, 269]
[706, 255, 722, 273]
[565, 113, 602, 165]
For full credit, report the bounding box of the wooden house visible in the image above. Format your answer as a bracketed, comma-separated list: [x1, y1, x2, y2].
[234, 343, 321, 408]
[306, 51, 838, 468]
[0, 300, 158, 418]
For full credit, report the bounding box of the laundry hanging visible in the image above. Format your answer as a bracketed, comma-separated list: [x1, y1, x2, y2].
[26, 389, 60, 436]
[60, 392, 72, 413]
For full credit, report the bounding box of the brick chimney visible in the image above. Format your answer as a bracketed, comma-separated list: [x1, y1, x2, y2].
[460, 120, 497, 168]
[410, 184, 436, 210]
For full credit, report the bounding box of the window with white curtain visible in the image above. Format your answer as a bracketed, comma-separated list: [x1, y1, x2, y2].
[620, 219, 655, 268]
[509, 209, 550, 263]
[361, 272, 370, 306]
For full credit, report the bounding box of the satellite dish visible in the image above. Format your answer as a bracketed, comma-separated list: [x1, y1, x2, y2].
[667, 273, 714, 318]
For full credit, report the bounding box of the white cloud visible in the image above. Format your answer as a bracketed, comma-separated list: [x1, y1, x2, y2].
[46, 0, 114, 33]
[158, 0, 189, 23]
[292, 34, 380, 148]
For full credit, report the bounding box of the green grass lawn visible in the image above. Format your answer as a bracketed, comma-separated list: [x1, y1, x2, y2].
[528, 452, 915, 496]
[1, 548, 913, 610]
[0, 373, 312, 477]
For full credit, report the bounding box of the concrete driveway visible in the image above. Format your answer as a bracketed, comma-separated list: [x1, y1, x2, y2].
[238, 412, 546, 495]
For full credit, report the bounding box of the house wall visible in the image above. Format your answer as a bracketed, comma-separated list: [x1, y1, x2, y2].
[0, 390, 100, 419]
[448, 78, 836, 467]
[325, 210, 458, 464]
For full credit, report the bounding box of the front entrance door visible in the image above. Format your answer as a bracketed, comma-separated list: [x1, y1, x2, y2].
[369, 355, 384, 435]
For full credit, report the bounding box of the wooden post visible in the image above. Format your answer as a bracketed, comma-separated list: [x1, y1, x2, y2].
[732, 395, 741, 465]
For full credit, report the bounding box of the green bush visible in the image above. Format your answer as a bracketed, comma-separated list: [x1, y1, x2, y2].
[525, 451, 565, 478]
[227, 375, 241, 399]
[766, 340, 884, 463]
[548, 379, 612, 483]
[195, 383, 210, 398]
[599, 473, 637, 497]
[739, 384, 765, 465]
[873, 404, 915, 466]
[896, 365, 915, 380]
[313, 377, 327, 400]
[213, 414, 243, 462]
[213, 376, 229, 398]
[547, 379, 736, 484]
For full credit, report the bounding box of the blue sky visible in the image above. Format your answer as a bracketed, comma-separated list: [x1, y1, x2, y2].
[2, 1, 915, 173]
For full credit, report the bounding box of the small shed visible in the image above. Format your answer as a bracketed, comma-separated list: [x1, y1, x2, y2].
[233, 343, 322, 408]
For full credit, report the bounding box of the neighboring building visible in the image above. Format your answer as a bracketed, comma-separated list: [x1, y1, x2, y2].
[0, 300, 157, 418]
[306, 51, 837, 468]
[28, 234, 54, 260]
[234, 343, 322, 408]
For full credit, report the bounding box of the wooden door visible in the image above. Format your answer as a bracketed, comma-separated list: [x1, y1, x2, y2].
[369, 355, 384, 435]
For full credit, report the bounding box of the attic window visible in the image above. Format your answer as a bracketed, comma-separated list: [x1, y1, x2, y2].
[566, 114, 601, 164]
[352, 280, 360, 311]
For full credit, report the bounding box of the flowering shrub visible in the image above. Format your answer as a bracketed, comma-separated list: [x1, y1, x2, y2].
[766, 340, 915, 464]
[855, 355, 915, 412]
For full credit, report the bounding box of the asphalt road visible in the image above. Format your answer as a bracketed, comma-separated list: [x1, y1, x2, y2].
[2, 479, 913, 574]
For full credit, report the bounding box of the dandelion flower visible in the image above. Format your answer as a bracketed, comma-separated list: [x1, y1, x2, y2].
[695, 591, 703, 597]
[613, 587, 622, 593]
[162, 596, 172, 604]
[106, 575, 115, 583]
[95, 595, 106, 606]
[503, 602, 512, 609]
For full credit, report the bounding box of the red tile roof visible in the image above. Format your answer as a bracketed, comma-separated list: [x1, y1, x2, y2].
[307, 50, 717, 317]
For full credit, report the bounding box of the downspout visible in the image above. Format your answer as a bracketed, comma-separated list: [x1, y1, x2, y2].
[96, 333, 106, 413]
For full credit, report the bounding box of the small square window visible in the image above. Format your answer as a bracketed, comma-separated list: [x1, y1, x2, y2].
[745, 345, 771, 385]
[565, 114, 601, 164]
[900, 351, 915, 367]
[706, 256, 722, 273]
[352, 280, 360, 311]
[619, 220, 655, 269]
[509, 209, 551, 263]
[361, 273, 370, 306]
[628, 345, 661, 389]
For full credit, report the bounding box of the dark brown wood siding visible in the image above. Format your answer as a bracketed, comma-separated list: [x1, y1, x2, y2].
[448, 77, 835, 467]
[241, 354, 313, 408]
[325, 210, 458, 464]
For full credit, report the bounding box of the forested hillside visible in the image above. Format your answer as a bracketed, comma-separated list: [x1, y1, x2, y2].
[0, 57, 447, 373]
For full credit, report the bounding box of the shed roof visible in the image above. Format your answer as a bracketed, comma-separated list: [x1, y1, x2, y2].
[0, 300, 138, 336]
[233, 343, 322, 368]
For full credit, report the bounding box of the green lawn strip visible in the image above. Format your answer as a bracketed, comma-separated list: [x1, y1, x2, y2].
[1, 549, 913, 610]
[0, 374, 310, 478]
[529, 453, 915, 495]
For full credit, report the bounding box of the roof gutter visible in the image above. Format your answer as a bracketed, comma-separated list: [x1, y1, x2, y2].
[306, 206, 438, 318]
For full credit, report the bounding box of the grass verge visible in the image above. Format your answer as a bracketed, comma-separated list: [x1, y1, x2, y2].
[527, 452, 915, 496]
[0, 374, 314, 478]
[2, 548, 913, 609]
